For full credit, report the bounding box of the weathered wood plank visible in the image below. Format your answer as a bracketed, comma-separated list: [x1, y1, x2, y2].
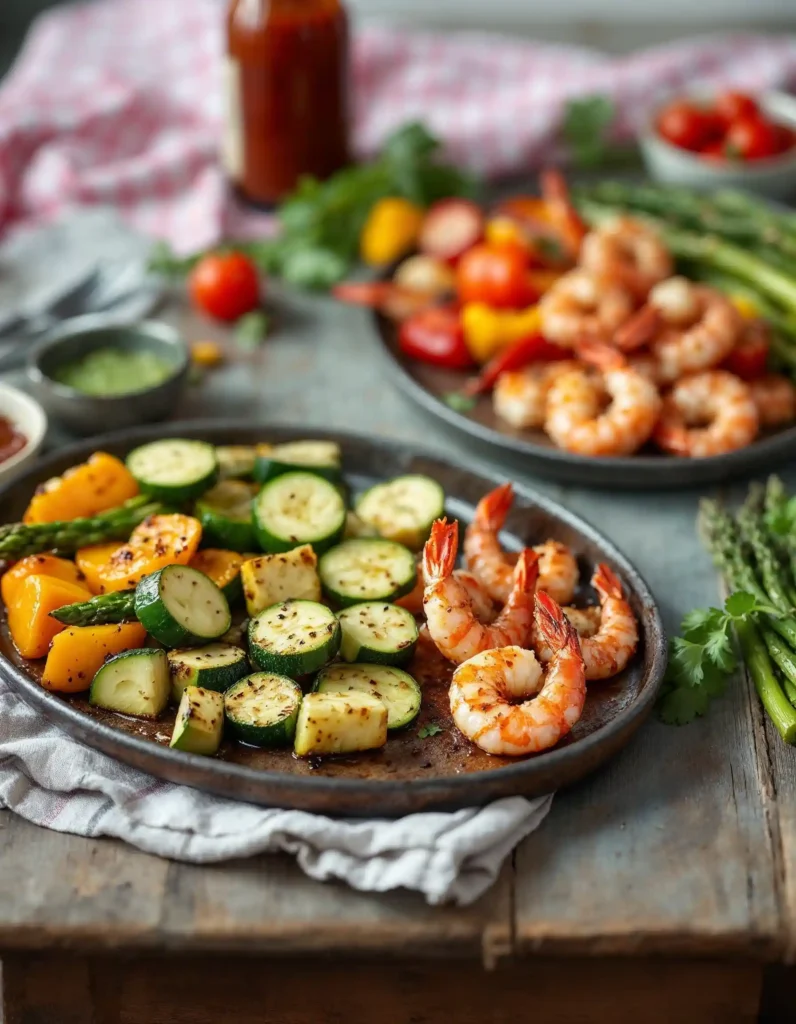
[513, 487, 782, 957]
[2, 953, 765, 1024]
[0, 812, 512, 960]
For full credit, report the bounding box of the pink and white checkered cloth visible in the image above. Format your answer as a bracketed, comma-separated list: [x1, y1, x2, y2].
[0, 0, 795, 252]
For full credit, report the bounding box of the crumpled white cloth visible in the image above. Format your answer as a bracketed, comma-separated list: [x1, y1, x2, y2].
[0, 679, 552, 905]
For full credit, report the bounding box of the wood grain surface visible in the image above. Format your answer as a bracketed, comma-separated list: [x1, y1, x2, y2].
[1, 290, 796, 982]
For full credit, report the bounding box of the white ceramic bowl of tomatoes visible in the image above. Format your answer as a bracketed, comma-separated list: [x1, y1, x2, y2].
[640, 89, 796, 199]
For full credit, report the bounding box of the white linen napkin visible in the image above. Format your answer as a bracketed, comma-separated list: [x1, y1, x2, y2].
[0, 678, 551, 905]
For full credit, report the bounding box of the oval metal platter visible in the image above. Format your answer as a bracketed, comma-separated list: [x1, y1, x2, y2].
[375, 312, 796, 489]
[0, 422, 666, 816]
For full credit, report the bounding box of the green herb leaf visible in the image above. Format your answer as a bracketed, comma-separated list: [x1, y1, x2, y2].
[670, 636, 708, 687]
[280, 248, 348, 290]
[561, 96, 615, 169]
[658, 684, 714, 726]
[724, 591, 758, 618]
[443, 392, 477, 413]
[681, 606, 724, 641]
[418, 723, 444, 739]
[704, 623, 736, 673]
[235, 311, 270, 350]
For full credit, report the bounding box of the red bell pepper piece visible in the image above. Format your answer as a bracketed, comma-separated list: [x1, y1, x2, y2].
[723, 322, 770, 380]
[463, 334, 569, 396]
[398, 305, 474, 370]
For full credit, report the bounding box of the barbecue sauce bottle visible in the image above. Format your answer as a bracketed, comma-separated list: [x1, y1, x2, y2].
[224, 0, 350, 207]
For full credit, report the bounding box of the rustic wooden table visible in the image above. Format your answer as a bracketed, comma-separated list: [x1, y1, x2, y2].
[2, 290, 795, 1023]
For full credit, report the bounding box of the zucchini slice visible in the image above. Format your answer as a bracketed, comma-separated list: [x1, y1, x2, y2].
[224, 672, 302, 747]
[254, 440, 342, 485]
[168, 643, 249, 700]
[294, 691, 388, 757]
[89, 648, 170, 718]
[241, 546, 321, 617]
[170, 686, 225, 755]
[189, 548, 244, 606]
[134, 565, 232, 648]
[253, 472, 346, 554]
[127, 439, 219, 502]
[314, 663, 421, 730]
[195, 480, 258, 551]
[337, 602, 419, 666]
[216, 445, 257, 480]
[248, 599, 340, 677]
[318, 538, 416, 607]
[343, 510, 380, 540]
[355, 474, 445, 550]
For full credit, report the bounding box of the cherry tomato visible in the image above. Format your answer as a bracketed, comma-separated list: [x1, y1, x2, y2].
[456, 244, 536, 310]
[398, 305, 474, 370]
[715, 90, 758, 125]
[723, 324, 769, 380]
[189, 252, 260, 321]
[700, 140, 727, 162]
[657, 101, 721, 151]
[726, 116, 781, 161]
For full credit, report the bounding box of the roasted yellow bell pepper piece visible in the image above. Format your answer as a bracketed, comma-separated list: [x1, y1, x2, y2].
[7, 575, 93, 659]
[23, 452, 138, 524]
[360, 198, 424, 267]
[730, 294, 760, 320]
[42, 622, 147, 693]
[1, 554, 86, 607]
[461, 302, 542, 364]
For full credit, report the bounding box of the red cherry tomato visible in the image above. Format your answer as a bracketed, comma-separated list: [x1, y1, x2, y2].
[189, 252, 260, 321]
[723, 324, 769, 380]
[726, 116, 781, 161]
[715, 90, 758, 125]
[700, 140, 727, 161]
[398, 305, 474, 370]
[456, 244, 536, 310]
[657, 101, 721, 151]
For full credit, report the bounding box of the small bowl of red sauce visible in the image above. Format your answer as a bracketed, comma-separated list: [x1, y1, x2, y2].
[0, 383, 47, 482]
[640, 90, 796, 199]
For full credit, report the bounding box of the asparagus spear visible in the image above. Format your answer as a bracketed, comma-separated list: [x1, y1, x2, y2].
[736, 617, 796, 743]
[737, 488, 795, 612]
[50, 589, 136, 626]
[760, 626, 796, 706]
[0, 497, 162, 559]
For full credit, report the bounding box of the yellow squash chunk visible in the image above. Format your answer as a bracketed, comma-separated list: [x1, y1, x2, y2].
[75, 514, 202, 593]
[1, 554, 86, 607]
[241, 545, 321, 617]
[42, 622, 147, 693]
[23, 452, 138, 524]
[7, 575, 93, 659]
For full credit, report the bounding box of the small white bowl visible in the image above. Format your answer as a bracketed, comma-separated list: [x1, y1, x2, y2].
[0, 383, 48, 483]
[640, 91, 796, 201]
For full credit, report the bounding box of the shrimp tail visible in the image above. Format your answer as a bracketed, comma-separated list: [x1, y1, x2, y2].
[513, 548, 540, 594]
[615, 305, 662, 352]
[534, 591, 580, 655]
[474, 482, 514, 531]
[576, 338, 624, 371]
[422, 518, 458, 584]
[592, 562, 624, 601]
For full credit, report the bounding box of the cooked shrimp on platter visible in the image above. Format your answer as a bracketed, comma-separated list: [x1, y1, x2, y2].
[449, 592, 586, 756]
[579, 216, 673, 299]
[539, 269, 635, 349]
[619, 278, 742, 383]
[493, 360, 583, 430]
[531, 564, 637, 680]
[544, 341, 662, 457]
[422, 518, 537, 664]
[654, 370, 759, 457]
[749, 374, 796, 429]
[463, 483, 579, 605]
[397, 562, 497, 623]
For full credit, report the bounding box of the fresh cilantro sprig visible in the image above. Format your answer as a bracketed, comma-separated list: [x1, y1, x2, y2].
[418, 723, 444, 739]
[560, 96, 640, 170]
[658, 591, 781, 725]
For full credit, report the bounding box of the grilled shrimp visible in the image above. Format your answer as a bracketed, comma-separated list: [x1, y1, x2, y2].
[654, 370, 759, 457]
[749, 374, 796, 429]
[493, 360, 582, 430]
[579, 217, 672, 299]
[619, 278, 742, 382]
[396, 564, 496, 622]
[531, 564, 637, 680]
[539, 269, 634, 349]
[423, 518, 537, 664]
[449, 592, 586, 756]
[464, 483, 579, 605]
[544, 341, 661, 457]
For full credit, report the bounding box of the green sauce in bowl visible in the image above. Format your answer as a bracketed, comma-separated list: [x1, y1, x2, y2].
[53, 347, 175, 396]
